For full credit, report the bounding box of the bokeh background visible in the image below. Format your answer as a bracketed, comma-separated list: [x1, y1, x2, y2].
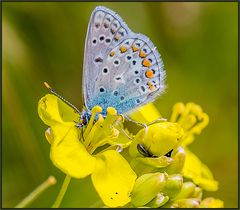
[2, 2, 238, 208]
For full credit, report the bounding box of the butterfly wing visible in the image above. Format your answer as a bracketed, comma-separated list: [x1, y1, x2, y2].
[83, 6, 131, 110]
[88, 34, 165, 115]
[83, 6, 166, 116]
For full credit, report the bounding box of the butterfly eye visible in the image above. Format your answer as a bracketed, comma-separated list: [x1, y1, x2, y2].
[120, 96, 125, 101]
[99, 87, 105, 93]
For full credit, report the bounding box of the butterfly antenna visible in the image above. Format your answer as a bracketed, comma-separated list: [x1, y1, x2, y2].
[44, 82, 82, 116]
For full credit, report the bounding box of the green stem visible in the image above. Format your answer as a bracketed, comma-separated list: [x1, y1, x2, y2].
[15, 176, 57, 208]
[89, 199, 104, 208]
[51, 175, 71, 208]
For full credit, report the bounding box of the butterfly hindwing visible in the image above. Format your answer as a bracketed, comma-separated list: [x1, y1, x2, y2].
[83, 6, 131, 109]
[83, 6, 165, 116]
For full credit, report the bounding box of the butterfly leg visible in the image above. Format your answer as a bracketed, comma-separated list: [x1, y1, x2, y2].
[112, 114, 134, 140]
[120, 127, 133, 140]
[146, 117, 167, 126]
[125, 116, 149, 136]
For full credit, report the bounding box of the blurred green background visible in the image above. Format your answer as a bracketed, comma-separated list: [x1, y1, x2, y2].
[2, 2, 238, 208]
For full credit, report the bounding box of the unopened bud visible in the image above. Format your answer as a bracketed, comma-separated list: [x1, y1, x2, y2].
[173, 181, 196, 200]
[146, 193, 169, 208]
[144, 123, 184, 157]
[162, 174, 183, 198]
[192, 187, 202, 200]
[131, 172, 167, 207]
[172, 198, 200, 208]
[200, 197, 224, 208]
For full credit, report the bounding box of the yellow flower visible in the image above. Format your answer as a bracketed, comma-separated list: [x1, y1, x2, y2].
[183, 148, 218, 191]
[130, 102, 218, 191]
[170, 102, 218, 191]
[200, 197, 224, 208]
[38, 94, 137, 207]
[128, 122, 184, 176]
[170, 102, 209, 146]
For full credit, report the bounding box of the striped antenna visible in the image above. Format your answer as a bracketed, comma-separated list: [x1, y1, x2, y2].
[44, 82, 82, 116]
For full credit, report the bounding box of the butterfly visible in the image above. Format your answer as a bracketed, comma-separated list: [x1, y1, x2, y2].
[46, 6, 165, 127]
[83, 6, 165, 118]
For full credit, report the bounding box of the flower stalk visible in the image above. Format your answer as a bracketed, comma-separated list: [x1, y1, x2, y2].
[15, 176, 56, 208]
[51, 175, 71, 208]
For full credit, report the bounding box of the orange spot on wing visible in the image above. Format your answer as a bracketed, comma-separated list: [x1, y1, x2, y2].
[145, 70, 154, 78]
[110, 51, 115, 57]
[120, 46, 127, 53]
[114, 35, 121, 41]
[148, 82, 155, 91]
[139, 50, 146, 58]
[142, 59, 151, 67]
[132, 45, 138, 52]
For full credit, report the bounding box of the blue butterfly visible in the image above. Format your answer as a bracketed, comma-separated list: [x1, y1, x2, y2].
[47, 6, 165, 127]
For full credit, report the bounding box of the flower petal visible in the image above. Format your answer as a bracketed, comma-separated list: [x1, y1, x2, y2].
[129, 103, 162, 124]
[136, 156, 173, 168]
[170, 102, 209, 146]
[91, 150, 137, 207]
[49, 124, 95, 178]
[183, 149, 218, 191]
[38, 94, 79, 126]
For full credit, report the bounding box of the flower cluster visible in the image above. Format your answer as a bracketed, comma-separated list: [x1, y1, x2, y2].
[38, 94, 223, 208]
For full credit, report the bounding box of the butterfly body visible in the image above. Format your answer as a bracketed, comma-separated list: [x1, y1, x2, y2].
[82, 6, 165, 118]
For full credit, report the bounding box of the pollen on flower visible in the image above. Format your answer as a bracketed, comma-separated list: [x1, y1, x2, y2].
[92, 105, 103, 113]
[107, 107, 117, 115]
[97, 113, 104, 123]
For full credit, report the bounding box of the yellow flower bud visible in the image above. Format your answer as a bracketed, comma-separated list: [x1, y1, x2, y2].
[130, 122, 184, 158]
[173, 182, 196, 200]
[146, 193, 169, 208]
[163, 146, 186, 174]
[192, 187, 202, 200]
[131, 172, 167, 207]
[172, 198, 200, 208]
[162, 174, 183, 198]
[200, 197, 224, 208]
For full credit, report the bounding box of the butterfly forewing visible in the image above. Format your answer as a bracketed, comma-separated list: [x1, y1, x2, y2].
[83, 6, 165, 116]
[83, 6, 131, 109]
